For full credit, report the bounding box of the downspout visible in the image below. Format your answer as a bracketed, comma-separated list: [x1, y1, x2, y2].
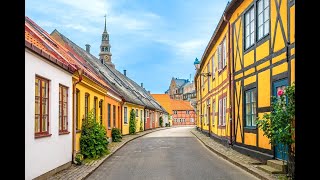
[224, 14, 233, 146]
[72, 69, 83, 163]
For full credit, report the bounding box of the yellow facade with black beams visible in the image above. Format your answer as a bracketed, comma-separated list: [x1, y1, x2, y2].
[195, 0, 295, 162]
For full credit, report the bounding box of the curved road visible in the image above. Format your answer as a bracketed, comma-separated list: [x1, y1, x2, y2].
[86, 127, 258, 180]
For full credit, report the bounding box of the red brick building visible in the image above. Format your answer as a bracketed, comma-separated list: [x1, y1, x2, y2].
[171, 100, 196, 126]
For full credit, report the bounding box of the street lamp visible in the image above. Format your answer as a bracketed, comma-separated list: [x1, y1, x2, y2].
[194, 58, 211, 136]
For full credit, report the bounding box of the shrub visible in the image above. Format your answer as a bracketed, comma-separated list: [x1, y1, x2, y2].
[111, 128, 122, 142]
[80, 110, 109, 159]
[159, 116, 163, 127]
[75, 153, 83, 165]
[129, 109, 136, 134]
[165, 123, 169, 127]
[140, 119, 143, 132]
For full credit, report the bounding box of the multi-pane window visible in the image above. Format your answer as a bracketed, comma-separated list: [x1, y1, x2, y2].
[99, 100, 103, 125]
[113, 105, 116, 128]
[76, 89, 80, 130]
[212, 53, 215, 79]
[245, 7, 255, 49]
[186, 110, 189, 114]
[222, 97, 227, 126]
[85, 93, 89, 121]
[212, 102, 215, 125]
[59, 85, 68, 133]
[35, 76, 49, 136]
[222, 38, 227, 68]
[93, 97, 97, 119]
[219, 99, 223, 125]
[108, 103, 111, 128]
[257, 0, 269, 40]
[245, 88, 257, 127]
[124, 107, 128, 124]
[207, 63, 210, 89]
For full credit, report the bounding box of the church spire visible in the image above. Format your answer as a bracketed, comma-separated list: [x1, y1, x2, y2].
[104, 14, 107, 32]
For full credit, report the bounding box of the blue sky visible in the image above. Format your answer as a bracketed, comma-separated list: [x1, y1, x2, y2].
[26, 0, 229, 93]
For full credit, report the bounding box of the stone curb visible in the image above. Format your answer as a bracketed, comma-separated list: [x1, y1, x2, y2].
[82, 127, 172, 179]
[190, 130, 272, 180]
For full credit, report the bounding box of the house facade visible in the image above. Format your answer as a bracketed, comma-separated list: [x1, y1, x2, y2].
[195, 0, 295, 162]
[25, 17, 75, 179]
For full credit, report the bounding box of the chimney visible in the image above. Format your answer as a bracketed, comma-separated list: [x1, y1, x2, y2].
[148, 91, 150, 94]
[123, 69, 127, 76]
[141, 83, 143, 88]
[85, 44, 91, 53]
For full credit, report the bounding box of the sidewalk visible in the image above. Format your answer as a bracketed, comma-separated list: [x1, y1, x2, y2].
[48, 127, 171, 180]
[191, 128, 279, 180]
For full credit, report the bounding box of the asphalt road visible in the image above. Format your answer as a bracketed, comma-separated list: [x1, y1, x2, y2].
[86, 127, 258, 180]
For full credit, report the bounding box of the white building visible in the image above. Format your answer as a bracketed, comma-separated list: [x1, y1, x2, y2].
[25, 17, 75, 180]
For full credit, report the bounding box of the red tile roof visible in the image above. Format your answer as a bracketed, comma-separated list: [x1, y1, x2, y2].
[151, 94, 194, 113]
[25, 16, 109, 89]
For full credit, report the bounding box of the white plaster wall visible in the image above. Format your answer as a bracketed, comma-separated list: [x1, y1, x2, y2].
[25, 50, 73, 180]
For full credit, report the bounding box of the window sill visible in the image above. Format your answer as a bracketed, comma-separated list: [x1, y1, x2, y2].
[108, 127, 111, 130]
[244, 127, 257, 133]
[59, 131, 70, 135]
[76, 129, 82, 133]
[217, 125, 226, 128]
[218, 66, 227, 75]
[35, 133, 52, 139]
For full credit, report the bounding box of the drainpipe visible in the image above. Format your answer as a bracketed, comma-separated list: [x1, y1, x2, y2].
[72, 68, 83, 163]
[224, 14, 233, 146]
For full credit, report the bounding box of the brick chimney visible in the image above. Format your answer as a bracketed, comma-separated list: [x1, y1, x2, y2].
[123, 70, 127, 76]
[141, 83, 143, 88]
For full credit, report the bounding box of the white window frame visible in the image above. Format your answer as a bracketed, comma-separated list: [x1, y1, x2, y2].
[257, 0, 270, 40]
[212, 53, 215, 79]
[245, 7, 255, 49]
[222, 37, 227, 68]
[218, 99, 222, 125]
[223, 97, 227, 126]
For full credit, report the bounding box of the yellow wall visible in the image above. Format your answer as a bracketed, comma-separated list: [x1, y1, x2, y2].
[122, 102, 144, 135]
[74, 75, 107, 152]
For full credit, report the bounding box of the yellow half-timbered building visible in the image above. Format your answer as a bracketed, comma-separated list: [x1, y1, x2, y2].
[195, 0, 294, 162]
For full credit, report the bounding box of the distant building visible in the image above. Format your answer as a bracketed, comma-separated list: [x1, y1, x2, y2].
[166, 77, 196, 109]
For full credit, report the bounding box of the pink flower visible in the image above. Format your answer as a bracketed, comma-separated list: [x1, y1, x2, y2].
[278, 89, 284, 96]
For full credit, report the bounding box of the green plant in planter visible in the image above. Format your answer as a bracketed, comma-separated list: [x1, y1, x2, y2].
[80, 110, 109, 159]
[111, 128, 122, 142]
[159, 116, 163, 127]
[129, 109, 136, 134]
[75, 153, 84, 165]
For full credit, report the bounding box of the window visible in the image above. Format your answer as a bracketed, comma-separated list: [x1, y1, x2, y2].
[136, 109, 138, 117]
[223, 97, 227, 126]
[212, 53, 215, 79]
[222, 38, 227, 68]
[108, 103, 111, 128]
[124, 107, 128, 124]
[174, 111, 177, 114]
[257, 0, 269, 40]
[219, 99, 222, 125]
[85, 93, 90, 120]
[76, 89, 80, 130]
[35, 76, 50, 136]
[212, 102, 215, 125]
[59, 85, 68, 133]
[113, 105, 116, 127]
[146, 110, 149, 118]
[218, 45, 222, 71]
[190, 118, 194, 123]
[186, 111, 189, 114]
[207, 63, 210, 89]
[245, 88, 257, 127]
[245, 7, 255, 49]
[99, 100, 103, 125]
[93, 97, 97, 119]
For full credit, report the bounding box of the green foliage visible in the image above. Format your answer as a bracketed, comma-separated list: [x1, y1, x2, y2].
[256, 84, 295, 148]
[159, 116, 163, 127]
[111, 128, 122, 142]
[165, 123, 169, 127]
[140, 118, 143, 132]
[75, 153, 83, 165]
[129, 109, 136, 134]
[80, 110, 109, 159]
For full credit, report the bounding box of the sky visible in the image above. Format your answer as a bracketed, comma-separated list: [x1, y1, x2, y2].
[26, 0, 229, 93]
